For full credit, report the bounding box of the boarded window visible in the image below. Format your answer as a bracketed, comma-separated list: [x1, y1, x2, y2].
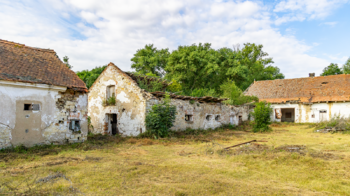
[69, 120, 80, 132]
[285, 112, 292, 118]
[24, 104, 40, 111]
[185, 115, 193, 122]
[106, 85, 116, 99]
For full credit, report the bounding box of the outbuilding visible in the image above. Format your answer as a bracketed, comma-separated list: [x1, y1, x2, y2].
[244, 73, 350, 123]
[0, 40, 88, 148]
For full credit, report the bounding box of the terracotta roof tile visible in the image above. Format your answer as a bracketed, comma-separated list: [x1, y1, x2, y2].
[0, 39, 87, 91]
[244, 75, 350, 103]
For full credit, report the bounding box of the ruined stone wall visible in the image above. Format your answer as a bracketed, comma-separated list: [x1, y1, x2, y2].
[271, 102, 350, 123]
[88, 65, 150, 136]
[146, 98, 251, 131]
[0, 81, 88, 148]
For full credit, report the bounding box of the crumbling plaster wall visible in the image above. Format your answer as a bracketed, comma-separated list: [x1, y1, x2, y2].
[0, 81, 88, 148]
[271, 102, 350, 123]
[146, 98, 251, 131]
[88, 65, 150, 136]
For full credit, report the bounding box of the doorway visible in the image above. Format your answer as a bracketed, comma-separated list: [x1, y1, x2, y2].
[111, 114, 118, 135]
[281, 108, 295, 122]
[319, 110, 327, 122]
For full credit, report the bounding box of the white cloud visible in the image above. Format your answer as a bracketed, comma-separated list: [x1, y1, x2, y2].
[0, 0, 343, 78]
[322, 21, 338, 27]
[274, 0, 348, 24]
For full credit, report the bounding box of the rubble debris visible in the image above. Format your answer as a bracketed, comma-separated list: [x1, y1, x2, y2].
[275, 145, 306, 155]
[36, 172, 69, 184]
[316, 127, 343, 133]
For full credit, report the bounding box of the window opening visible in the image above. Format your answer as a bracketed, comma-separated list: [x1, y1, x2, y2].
[69, 120, 80, 132]
[24, 104, 40, 111]
[215, 115, 221, 121]
[106, 85, 116, 99]
[185, 115, 193, 122]
[206, 115, 212, 121]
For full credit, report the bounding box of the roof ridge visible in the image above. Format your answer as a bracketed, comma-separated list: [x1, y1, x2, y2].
[255, 74, 349, 83]
[0, 39, 56, 53]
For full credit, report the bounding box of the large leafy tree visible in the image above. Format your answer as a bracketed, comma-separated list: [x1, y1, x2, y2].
[131, 44, 170, 77]
[76, 65, 106, 89]
[321, 63, 343, 76]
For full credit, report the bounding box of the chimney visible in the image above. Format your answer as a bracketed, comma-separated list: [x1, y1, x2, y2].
[309, 73, 315, 77]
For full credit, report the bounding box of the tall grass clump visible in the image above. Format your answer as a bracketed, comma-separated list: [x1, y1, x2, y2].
[251, 101, 272, 132]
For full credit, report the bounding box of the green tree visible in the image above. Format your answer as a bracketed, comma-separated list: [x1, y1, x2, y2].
[131, 44, 170, 77]
[321, 63, 343, 76]
[76, 65, 107, 89]
[342, 58, 350, 74]
[251, 101, 273, 132]
[220, 80, 258, 105]
[145, 93, 176, 138]
[63, 56, 72, 69]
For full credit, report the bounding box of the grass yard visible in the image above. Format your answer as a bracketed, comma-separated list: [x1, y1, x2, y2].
[1, 124, 350, 195]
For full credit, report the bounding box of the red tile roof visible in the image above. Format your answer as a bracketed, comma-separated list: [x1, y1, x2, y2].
[244, 75, 350, 103]
[0, 39, 87, 91]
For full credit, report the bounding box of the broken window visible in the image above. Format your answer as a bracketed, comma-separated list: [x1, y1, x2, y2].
[215, 115, 220, 121]
[24, 104, 40, 111]
[69, 120, 80, 132]
[106, 85, 116, 99]
[285, 112, 292, 118]
[206, 115, 212, 121]
[185, 115, 193, 122]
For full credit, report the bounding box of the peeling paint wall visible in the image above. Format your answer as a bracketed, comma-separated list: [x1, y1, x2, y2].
[0, 81, 88, 148]
[271, 102, 350, 123]
[88, 65, 149, 136]
[146, 98, 251, 131]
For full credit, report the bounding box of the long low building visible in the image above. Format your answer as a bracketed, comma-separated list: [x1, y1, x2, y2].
[88, 63, 251, 136]
[244, 73, 350, 123]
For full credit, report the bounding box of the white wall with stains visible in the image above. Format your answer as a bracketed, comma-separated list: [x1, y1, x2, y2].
[271, 102, 350, 123]
[0, 81, 88, 148]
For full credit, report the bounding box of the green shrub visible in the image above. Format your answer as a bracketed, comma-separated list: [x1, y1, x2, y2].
[145, 93, 176, 138]
[220, 80, 258, 105]
[251, 101, 272, 132]
[102, 95, 116, 106]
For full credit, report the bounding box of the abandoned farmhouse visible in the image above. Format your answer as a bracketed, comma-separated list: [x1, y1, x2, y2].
[88, 63, 251, 136]
[1, 39, 349, 148]
[0, 40, 88, 149]
[244, 73, 350, 123]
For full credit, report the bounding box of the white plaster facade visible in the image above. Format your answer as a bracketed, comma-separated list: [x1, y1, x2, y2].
[88, 63, 251, 136]
[270, 102, 350, 123]
[0, 80, 88, 148]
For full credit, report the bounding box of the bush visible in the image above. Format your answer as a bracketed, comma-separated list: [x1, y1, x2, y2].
[102, 95, 116, 106]
[145, 93, 176, 138]
[251, 101, 272, 132]
[220, 81, 258, 105]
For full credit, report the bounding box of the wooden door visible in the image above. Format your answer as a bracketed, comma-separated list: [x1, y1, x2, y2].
[319, 110, 327, 122]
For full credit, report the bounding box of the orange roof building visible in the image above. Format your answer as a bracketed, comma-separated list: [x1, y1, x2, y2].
[0, 39, 88, 148]
[244, 74, 350, 123]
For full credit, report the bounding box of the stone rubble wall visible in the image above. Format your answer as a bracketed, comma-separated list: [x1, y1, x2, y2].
[0, 123, 12, 149]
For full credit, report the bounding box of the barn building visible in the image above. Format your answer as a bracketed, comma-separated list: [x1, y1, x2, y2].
[244, 73, 350, 123]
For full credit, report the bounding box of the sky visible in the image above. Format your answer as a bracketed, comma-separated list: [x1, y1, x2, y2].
[0, 0, 349, 79]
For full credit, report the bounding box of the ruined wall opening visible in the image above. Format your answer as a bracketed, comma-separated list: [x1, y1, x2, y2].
[206, 115, 212, 121]
[215, 115, 221, 121]
[185, 115, 193, 122]
[281, 108, 295, 122]
[106, 85, 115, 99]
[69, 120, 80, 132]
[24, 104, 40, 111]
[319, 110, 327, 122]
[105, 113, 118, 135]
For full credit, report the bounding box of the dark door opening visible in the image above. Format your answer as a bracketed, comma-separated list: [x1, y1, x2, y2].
[281, 108, 295, 122]
[111, 114, 118, 135]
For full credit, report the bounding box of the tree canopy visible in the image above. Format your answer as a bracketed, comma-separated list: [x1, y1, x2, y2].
[321, 63, 343, 76]
[76, 65, 106, 89]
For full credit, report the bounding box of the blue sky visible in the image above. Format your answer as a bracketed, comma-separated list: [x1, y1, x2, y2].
[0, 0, 349, 78]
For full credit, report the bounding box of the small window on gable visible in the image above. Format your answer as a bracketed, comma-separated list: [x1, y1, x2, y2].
[206, 115, 212, 121]
[106, 85, 116, 99]
[69, 120, 80, 132]
[185, 115, 193, 122]
[24, 104, 40, 111]
[215, 115, 220, 121]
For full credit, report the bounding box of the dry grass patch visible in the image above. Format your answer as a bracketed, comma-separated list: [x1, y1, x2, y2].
[1, 125, 350, 195]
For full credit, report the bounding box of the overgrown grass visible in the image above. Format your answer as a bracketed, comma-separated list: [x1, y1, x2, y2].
[2, 124, 350, 195]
